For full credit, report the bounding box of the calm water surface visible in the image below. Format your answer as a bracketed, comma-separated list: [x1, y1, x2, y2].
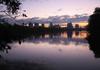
[1, 31, 100, 70]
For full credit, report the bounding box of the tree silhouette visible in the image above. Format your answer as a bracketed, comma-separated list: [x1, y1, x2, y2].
[88, 7, 100, 35]
[87, 7, 100, 58]
[0, 0, 21, 14]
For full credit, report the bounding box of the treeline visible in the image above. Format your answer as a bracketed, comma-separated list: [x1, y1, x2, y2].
[87, 7, 100, 58]
[0, 23, 33, 42]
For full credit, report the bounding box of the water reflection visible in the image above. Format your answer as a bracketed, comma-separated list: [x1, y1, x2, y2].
[24, 31, 88, 46]
[0, 42, 11, 53]
[67, 30, 73, 38]
[0, 31, 100, 59]
[87, 35, 100, 58]
[0, 31, 94, 56]
[0, 31, 100, 70]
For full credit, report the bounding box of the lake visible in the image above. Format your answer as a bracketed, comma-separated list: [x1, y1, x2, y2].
[0, 31, 100, 70]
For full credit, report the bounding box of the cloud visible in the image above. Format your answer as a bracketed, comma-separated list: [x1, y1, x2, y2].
[45, 14, 89, 23]
[16, 14, 89, 25]
[64, 14, 89, 23]
[1, 14, 89, 25]
[57, 8, 62, 11]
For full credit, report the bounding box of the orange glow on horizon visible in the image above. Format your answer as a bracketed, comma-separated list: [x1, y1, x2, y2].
[78, 22, 88, 27]
[73, 22, 88, 27]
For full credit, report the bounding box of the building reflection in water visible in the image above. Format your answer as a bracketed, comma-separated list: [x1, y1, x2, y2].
[48, 31, 86, 39]
[0, 30, 100, 59]
[25, 31, 88, 45]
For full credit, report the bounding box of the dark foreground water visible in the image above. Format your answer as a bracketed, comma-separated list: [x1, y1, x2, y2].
[0, 31, 100, 70]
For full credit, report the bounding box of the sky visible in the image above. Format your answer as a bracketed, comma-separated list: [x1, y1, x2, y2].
[21, 0, 100, 18]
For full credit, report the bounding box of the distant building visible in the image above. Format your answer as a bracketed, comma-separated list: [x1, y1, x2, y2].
[49, 22, 53, 28]
[22, 23, 25, 26]
[34, 22, 39, 28]
[41, 24, 45, 28]
[53, 25, 60, 28]
[67, 22, 73, 30]
[29, 22, 33, 28]
[75, 24, 80, 30]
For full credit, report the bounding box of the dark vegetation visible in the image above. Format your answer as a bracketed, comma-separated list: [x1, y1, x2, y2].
[0, 61, 47, 70]
[0, 23, 33, 40]
[0, 0, 21, 14]
[87, 7, 100, 58]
